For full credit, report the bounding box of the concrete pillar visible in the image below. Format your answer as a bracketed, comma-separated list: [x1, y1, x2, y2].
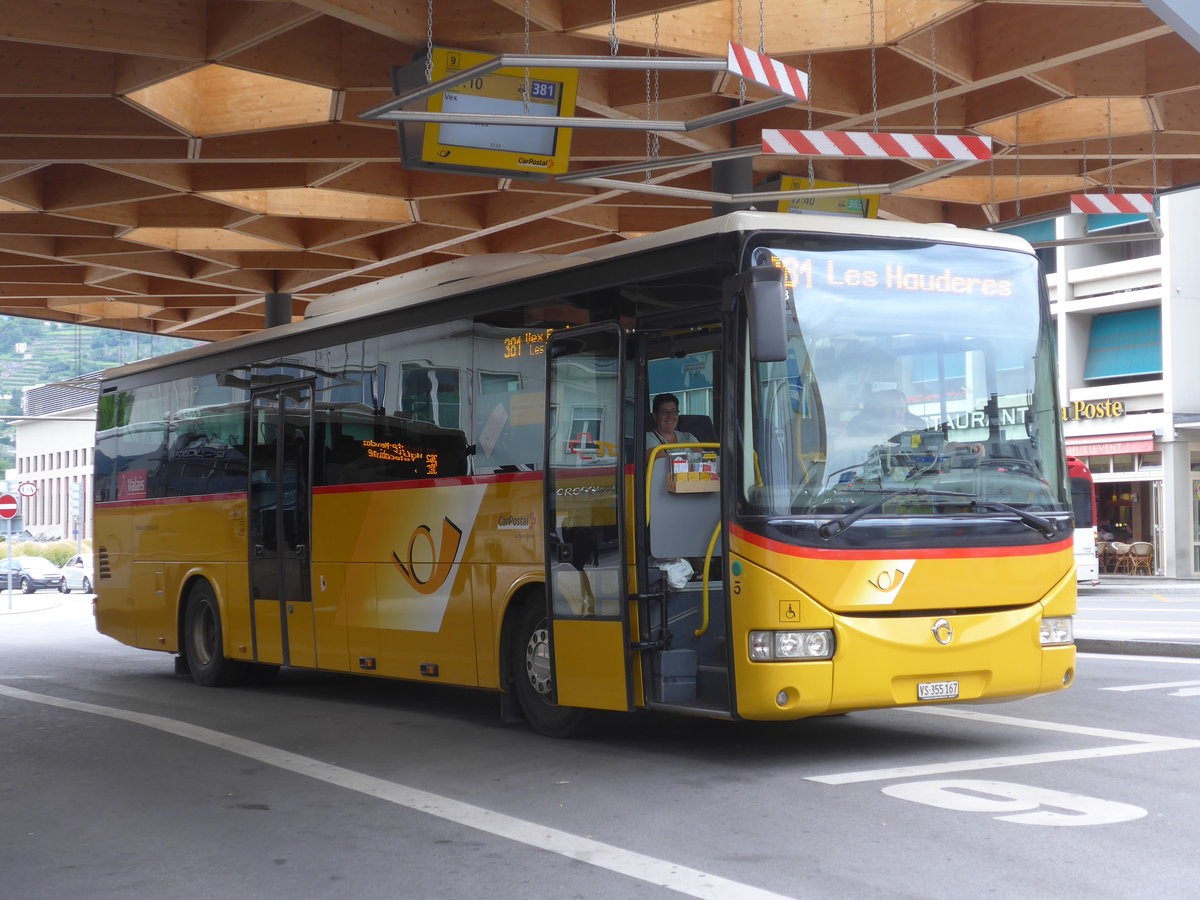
[1159, 437, 1191, 577]
[711, 156, 756, 216]
[264, 292, 292, 328]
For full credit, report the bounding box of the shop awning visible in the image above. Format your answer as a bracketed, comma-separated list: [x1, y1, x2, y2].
[1065, 432, 1156, 456]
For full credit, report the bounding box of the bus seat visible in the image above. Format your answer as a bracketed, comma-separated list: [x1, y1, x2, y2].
[678, 414, 716, 443]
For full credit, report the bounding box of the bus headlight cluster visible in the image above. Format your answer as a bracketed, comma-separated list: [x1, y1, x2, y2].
[749, 630, 835, 661]
[1040, 616, 1073, 645]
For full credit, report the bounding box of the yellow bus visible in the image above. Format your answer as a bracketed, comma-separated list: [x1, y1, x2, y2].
[93, 211, 1076, 735]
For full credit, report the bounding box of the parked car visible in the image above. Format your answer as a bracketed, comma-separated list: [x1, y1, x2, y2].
[0, 556, 65, 593]
[59, 554, 94, 594]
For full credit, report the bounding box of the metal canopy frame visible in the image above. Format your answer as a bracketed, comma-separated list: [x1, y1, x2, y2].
[1031, 210, 1164, 248]
[359, 51, 798, 132]
[361, 46, 991, 211]
[560, 146, 982, 206]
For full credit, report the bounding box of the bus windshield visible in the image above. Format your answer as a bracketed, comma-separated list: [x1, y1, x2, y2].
[742, 237, 1068, 524]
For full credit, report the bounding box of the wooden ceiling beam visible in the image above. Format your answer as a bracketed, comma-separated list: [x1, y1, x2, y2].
[187, 163, 320, 192]
[301, 238, 378, 262]
[40, 166, 180, 212]
[219, 16, 348, 89]
[0, 137, 191, 164]
[304, 220, 403, 252]
[0, 41, 118, 96]
[0, 98, 181, 138]
[557, 1, 710, 33]
[207, 0, 323, 61]
[0, 0, 208, 60]
[228, 216, 308, 249]
[196, 123, 399, 162]
[287, 0, 430, 44]
[972, 6, 1169, 83]
[0, 213, 115, 237]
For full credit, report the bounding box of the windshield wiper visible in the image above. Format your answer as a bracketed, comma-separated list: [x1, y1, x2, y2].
[817, 489, 1061, 540]
[818, 488, 975, 539]
[971, 500, 1058, 539]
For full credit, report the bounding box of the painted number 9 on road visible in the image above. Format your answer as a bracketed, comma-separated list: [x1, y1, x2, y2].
[882, 779, 1147, 826]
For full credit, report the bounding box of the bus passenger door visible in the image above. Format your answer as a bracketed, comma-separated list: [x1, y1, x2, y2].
[543, 324, 632, 711]
[249, 382, 315, 668]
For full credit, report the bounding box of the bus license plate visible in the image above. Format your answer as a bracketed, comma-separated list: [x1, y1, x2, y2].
[917, 680, 959, 701]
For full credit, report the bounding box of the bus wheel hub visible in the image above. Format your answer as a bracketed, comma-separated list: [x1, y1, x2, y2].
[525, 625, 553, 696]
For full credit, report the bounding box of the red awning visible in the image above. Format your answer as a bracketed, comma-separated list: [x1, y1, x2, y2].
[1065, 432, 1155, 456]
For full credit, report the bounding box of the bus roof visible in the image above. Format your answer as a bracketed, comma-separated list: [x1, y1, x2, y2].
[101, 210, 1035, 383]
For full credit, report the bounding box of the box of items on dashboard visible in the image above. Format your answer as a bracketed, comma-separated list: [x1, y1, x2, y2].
[666, 450, 720, 493]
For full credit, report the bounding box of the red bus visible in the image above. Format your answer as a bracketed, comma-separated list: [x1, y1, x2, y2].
[1067, 457, 1099, 584]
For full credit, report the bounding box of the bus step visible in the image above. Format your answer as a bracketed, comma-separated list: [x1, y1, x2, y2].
[652, 648, 697, 703]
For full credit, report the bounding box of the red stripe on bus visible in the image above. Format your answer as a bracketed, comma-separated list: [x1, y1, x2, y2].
[313, 470, 545, 494]
[729, 522, 1073, 560]
[96, 491, 247, 509]
[99, 465, 638, 505]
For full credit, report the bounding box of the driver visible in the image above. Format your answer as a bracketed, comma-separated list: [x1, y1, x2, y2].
[847, 389, 925, 440]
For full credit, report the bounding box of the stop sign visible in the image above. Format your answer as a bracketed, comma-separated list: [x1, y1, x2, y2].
[0, 494, 17, 520]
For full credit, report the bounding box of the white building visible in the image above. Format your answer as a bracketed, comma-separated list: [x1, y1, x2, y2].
[9, 379, 97, 545]
[1038, 188, 1200, 576]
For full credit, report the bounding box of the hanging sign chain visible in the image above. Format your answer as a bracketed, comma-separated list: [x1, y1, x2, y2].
[523, 0, 531, 113]
[807, 53, 815, 184]
[1106, 98, 1115, 194]
[737, 0, 746, 105]
[425, 0, 434, 82]
[758, 0, 765, 54]
[644, 15, 661, 179]
[869, 0, 879, 132]
[930, 24, 938, 134]
[609, 0, 619, 55]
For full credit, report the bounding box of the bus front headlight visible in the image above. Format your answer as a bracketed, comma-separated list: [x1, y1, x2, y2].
[1040, 616, 1073, 645]
[749, 629, 835, 661]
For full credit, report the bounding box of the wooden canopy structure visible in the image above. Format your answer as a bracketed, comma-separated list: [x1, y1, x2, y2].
[0, 0, 1197, 340]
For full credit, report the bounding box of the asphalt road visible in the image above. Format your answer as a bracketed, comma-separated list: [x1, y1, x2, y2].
[1077, 577, 1200, 645]
[3, 595, 1199, 899]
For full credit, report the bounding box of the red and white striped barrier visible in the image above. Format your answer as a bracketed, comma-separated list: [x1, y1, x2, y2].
[1070, 193, 1155, 215]
[727, 43, 807, 101]
[762, 129, 992, 161]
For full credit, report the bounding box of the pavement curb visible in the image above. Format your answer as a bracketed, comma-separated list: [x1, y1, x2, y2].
[0, 595, 64, 615]
[1077, 638, 1200, 659]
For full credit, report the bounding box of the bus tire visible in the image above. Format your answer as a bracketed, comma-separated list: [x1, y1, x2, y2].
[183, 580, 247, 687]
[509, 598, 592, 738]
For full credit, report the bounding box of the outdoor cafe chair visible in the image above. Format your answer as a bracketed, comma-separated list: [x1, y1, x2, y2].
[1128, 541, 1154, 576]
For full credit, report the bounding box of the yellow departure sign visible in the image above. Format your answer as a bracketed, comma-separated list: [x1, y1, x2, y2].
[776, 176, 880, 219]
[418, 47, 578, 176]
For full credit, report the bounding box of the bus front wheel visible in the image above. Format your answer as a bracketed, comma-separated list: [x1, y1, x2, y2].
[183, 581, 247, 687]
[509, 599, 591, 738]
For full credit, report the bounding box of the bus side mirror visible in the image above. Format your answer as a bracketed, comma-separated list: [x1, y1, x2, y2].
[746, 266, 789, 362]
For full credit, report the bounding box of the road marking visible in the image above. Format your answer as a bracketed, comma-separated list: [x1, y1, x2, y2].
[881, 779, 1147, 826]
[0, 684, 793, 900]
[806, 705, 1200, 785]
[1079, 605, 1200, 612]
[1103, 679, 1200, 692]
[1080, 653, 1200, 665]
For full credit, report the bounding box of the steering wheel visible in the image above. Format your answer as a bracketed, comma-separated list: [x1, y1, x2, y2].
[974, 456, 1039, 475]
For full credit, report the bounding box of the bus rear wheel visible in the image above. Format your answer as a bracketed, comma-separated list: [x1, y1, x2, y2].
[183, 581, 247, 687]
[509, 598, 591, 738]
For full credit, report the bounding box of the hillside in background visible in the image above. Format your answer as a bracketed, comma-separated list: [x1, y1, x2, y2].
[0, 317, 202, 470]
